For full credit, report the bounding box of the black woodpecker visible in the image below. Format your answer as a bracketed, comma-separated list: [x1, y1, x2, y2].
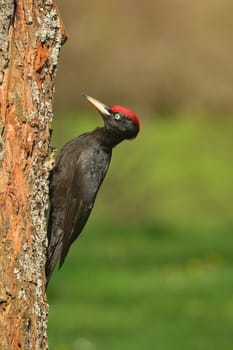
[46, 94, 140, 283]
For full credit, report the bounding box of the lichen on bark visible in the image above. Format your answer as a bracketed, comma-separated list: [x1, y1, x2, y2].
[0, 1, 67, 349]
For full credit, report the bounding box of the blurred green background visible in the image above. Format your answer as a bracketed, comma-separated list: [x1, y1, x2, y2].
[48, 1, 233, 349]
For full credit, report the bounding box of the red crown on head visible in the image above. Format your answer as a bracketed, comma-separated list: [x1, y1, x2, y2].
[110, 105, 140, 129]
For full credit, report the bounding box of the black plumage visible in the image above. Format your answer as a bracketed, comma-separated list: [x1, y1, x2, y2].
[46, 95, 140, 283]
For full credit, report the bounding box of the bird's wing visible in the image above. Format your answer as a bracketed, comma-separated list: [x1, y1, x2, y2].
[59, 193, 92, 267]
[59, 150, 106, 267]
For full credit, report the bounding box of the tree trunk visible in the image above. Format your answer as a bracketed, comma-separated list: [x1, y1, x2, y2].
[0, 1, 67, 349]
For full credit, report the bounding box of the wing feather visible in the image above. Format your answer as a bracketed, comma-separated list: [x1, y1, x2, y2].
[46, 141, 111, 282]
[59, 150, 99, 267]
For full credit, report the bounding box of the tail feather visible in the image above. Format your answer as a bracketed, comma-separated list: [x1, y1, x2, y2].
[46, 204, 65, 286]
[46, 214, 64, 287]
[46, 242, 62, 287]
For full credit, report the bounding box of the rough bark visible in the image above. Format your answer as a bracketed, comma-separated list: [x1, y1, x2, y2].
[0, 1, 67, 349]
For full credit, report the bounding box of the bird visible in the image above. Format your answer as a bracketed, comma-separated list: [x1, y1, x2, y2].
[46, 94, 140, 283]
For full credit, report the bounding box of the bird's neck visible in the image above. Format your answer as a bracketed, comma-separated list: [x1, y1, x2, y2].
[94, 127, 125, 149]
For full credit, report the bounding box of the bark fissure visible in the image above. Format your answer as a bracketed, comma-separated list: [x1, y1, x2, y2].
[0, 1, 67, 349]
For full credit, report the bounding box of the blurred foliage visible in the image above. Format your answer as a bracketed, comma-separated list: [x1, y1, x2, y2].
[55, 0, 233, 115]
[48, 223, 233, 350]
[47, 115, 233, 349]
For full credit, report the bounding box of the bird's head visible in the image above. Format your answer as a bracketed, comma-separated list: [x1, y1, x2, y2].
[83, 94, 140, 140]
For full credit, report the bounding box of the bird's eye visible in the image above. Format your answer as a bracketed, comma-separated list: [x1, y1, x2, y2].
[114, 113, 121, 120]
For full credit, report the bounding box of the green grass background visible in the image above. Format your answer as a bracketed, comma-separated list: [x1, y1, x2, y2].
[47, 115, 233, 350]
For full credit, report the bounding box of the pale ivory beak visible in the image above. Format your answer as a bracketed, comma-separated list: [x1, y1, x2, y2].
[83, 94, 111, 116]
